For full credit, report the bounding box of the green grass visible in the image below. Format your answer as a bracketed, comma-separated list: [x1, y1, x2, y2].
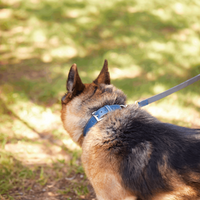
[0, 0, 200, 199]
[0, 151, 34, 196]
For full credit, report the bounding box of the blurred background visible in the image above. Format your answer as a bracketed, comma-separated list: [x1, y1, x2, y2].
[0, 0, 200, 199]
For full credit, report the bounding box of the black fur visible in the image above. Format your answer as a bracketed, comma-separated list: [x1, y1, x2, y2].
[99, 105, 200, 199]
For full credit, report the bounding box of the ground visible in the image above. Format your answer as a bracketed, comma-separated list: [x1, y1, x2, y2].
[0, 0, 200, 199]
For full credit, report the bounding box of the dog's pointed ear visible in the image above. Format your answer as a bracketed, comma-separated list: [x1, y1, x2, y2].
[93, 59, 110, 85]
[67, 64, 85, 96]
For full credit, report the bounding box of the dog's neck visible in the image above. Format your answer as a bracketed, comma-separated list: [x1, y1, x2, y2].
[62, 84, 127, 147]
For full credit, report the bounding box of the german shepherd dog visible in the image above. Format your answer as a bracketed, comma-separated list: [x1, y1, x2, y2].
[61, 60, 200, 200]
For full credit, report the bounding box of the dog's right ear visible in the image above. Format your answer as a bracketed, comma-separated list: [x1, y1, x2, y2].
[93, 59, 110, 85]
[67, 64, 85, 96]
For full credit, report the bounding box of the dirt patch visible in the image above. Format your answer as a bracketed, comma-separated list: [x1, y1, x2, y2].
[9, 173, 96, 200]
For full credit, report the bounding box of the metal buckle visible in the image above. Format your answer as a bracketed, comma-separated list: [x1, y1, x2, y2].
[92, 111, 103, 122]
[120, 105, 127, 108]
[134, 101, 139, 108]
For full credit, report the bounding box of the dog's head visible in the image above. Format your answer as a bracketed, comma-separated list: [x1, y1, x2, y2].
[61, 60, 126, 146]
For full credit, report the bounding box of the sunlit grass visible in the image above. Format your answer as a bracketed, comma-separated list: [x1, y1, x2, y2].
[0, 0, 200, 199]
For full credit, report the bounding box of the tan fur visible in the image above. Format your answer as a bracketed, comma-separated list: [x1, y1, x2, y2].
[61, 98, 86, 145]
[155, 155, 199, 200]
[153, 186, 198, 200]
[82, 126, 137, 200]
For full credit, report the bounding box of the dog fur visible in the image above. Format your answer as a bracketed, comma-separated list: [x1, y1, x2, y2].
[61, 60, 200, 200]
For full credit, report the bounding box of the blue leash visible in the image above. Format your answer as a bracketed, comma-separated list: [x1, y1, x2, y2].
[137, 74, 200, 107]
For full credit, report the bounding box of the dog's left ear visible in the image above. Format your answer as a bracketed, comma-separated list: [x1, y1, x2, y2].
[67, 64, 85, 96]
[93, 59, 110, 85]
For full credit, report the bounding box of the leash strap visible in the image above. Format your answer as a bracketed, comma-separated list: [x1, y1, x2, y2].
[138, 74, 200, 107]
[83, 105, 122, 136]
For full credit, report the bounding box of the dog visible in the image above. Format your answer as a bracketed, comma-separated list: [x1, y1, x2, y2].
[61, 60, 200, 200]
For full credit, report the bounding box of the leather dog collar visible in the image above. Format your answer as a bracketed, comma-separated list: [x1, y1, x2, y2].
[83, 105, 126, 136]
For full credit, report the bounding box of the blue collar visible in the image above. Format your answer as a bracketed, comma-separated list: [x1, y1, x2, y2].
[83, 105, 126, 136]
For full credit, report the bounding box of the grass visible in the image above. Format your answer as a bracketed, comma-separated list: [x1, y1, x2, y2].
[0, 0, 200, 199]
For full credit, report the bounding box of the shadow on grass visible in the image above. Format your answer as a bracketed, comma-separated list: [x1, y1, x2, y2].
[0, 0, 200, 199]
[1, 0, 199, 103]
[1, 1, 199, 91]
